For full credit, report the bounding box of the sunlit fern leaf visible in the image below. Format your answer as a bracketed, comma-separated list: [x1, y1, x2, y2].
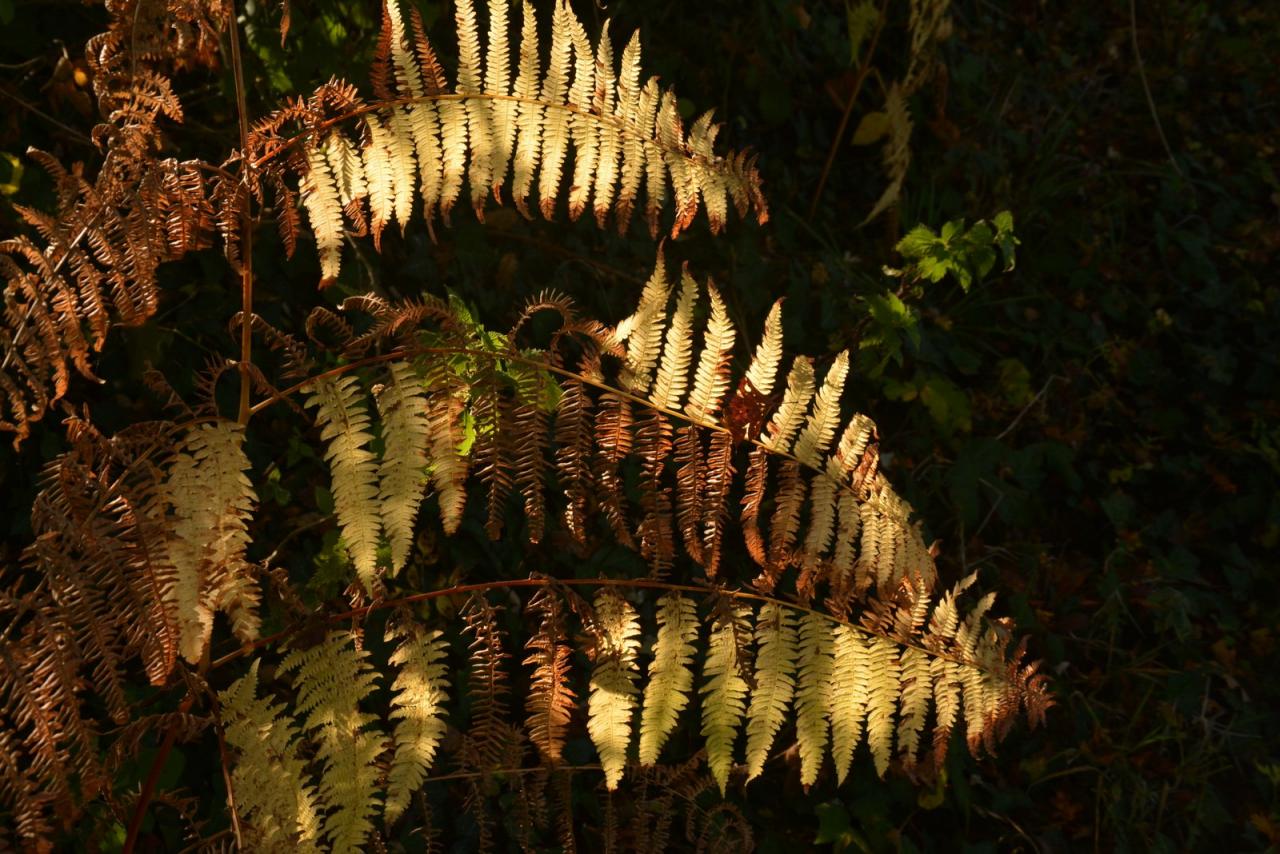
[684, 281, 735, 423]
[255, 0, 766, 285]
[648, 269, 697, 412]
[300, 139, 345, 286]
[384, 621, 450, 823]
[760, 357, 814, 451]
[305, 373, 382, 591]
[422, 360, 469, 535]
[524, 587, 576, 764]
[375, 360, 431, 575]
[829, 623, 870, 784]
[615, 250, 671, 395]
[639, 592, 698, 765]
[744, 603, 796, 781]
[864, 633, 900, 777]
[279, 631, 382, 850]
[588, 588, 641, 790]
[164, 420, 258, 663]
[742, 298, 784, 397]
[896, 646, 931, 770]
[700, 602, 752, 794]
[219, 660, 324, 852]
[794, 611, 834, 787]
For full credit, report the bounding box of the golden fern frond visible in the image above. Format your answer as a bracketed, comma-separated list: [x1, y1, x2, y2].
[743, 603, 796, 781]
[684, 282, 735, 423]
[648, 269, 698, 411]
[524, 587, 576, 764]
[384, 620, 450, 823]
[638, 592, 698, 765]
[700, 602, 751, 794]
[279, 630, 382, 850]
[300, 138, 346, 286]
[422, 358, 470, 535]
[164, 420, 259, 664]
[219, 660, 324, 852]
[587, 588, 641, 791]
[795, 611, 834, 787]
[742, 298, 784, 396]
[896, 646, 931, 770]
[375, 360, 431, 575]
[305, 373, 382, 591]
[828, 623, 870, 784]
[254, 0, 767, 285]
[615, 252, 672, 395]
[864, 630, 901, 777]
[760, 357, 815, 451]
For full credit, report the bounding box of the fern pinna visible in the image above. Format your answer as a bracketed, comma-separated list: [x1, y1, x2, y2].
[0, 0, 1048, 850]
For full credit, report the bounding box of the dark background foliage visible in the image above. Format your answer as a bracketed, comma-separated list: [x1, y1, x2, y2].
[2, 0, 1277, 850]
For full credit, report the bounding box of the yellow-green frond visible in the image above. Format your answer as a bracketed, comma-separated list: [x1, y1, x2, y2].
[743, 298, 784, 396]
[588, 588, 641, 790]
[744, 603, 796, 781]
[219, 661, 324, 852]
[384, 622, 450, 823]
[280, 631, 382, 850]
[305, 374, 383, 591]
[684, 282, 735, 422]
[375, 360, 431, 574]
[795, 611, 834, 787]
[639, 592, 698, 765]
[700, 603, 751, 794]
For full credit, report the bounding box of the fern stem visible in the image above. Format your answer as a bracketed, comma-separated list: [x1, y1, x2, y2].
[245, 343, 832, 496]
[122, 694, 195, 854]
[209, 576, 993, 676]
[228, 0, 255, 424]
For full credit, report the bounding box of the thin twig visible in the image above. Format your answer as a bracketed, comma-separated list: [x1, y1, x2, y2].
[1129, 0, 1184, 179]
[806, 0, 892, 220]
[122, 694, 196, 854]
[228, 1, 255, 424]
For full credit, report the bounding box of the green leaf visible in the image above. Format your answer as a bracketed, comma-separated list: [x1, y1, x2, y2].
[851, 111, 890, 146]
[814, 800, 854, 845]
[845, 0, 879, 65]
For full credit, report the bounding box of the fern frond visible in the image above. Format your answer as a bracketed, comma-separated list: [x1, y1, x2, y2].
[828, 623, 869, 784]
[588, 588, 641, 790]
[279, 631, 382, 850]
[743, 603, 796, 781]
[524, 587, 576, 764]
[684, 282, 735, 422]
[648, 269, 697, 412]
[700, 603, 751, 794]
[864, 633, 900, 777]
[219, 660, 324, 852]
[305, 373, 382, 591]
[638, 592, 698, 765]
[375, 360, 431, 574]
[300, 139, 345, 286]
[255, 0, 766, 283]
[794, 611, 834, 787]
[742, 298, 784, 396]
[896, 646, 931, 770]
[384, 621, 450, 823]
[164, 420, 258, 663]
[460, 593, 515, 770]
[761, 357, 815, 450]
